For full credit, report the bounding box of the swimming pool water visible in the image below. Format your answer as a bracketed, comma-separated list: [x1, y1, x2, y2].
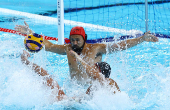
[1, 0, 170, 109]
[1, 32, 170, 109]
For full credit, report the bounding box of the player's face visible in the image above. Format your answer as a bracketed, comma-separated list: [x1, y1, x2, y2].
[70, 35, 84, 48]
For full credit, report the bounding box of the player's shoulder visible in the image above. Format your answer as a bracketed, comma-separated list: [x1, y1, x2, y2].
[86, 43, 106, 48]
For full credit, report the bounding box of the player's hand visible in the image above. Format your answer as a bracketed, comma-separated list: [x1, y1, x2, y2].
[69, 50, 78, 58]
[15, 21, 33, 35]
[21, 50, 30, 62]
[143, 31, 159, 42]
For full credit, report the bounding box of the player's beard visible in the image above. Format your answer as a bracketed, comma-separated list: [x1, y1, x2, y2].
[72, 42, 85, 55]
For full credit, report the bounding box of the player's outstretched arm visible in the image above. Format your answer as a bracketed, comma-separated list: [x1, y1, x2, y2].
[107, 31, 159, 53]
[21, 50, 66, 101]
[15, 21, 67, 54]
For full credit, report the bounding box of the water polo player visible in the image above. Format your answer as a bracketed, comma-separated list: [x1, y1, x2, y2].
[15, 21, 158, 85]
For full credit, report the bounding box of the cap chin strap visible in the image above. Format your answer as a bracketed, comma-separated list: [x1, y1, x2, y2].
[95, 63, 101, 72]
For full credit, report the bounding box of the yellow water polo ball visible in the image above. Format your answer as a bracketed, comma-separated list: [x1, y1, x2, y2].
[24, 33, 44, 53]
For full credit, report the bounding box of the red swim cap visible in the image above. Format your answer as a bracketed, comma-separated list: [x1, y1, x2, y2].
[70, 26, 86, 40]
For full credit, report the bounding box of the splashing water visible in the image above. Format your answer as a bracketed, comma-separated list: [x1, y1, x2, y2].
[1, 33, 170, 109]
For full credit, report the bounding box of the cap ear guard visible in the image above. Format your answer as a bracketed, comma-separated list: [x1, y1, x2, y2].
[85, 34, 87, 41]
[96, 62, 111, 78]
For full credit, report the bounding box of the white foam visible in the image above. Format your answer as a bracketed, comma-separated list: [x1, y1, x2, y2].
[0, 33, 53, 108]
[84, 88, 135, 109]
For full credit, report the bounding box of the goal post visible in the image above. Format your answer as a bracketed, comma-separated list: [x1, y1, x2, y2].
[57, 0, 64, 44]
[145, 0, 148, 32]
